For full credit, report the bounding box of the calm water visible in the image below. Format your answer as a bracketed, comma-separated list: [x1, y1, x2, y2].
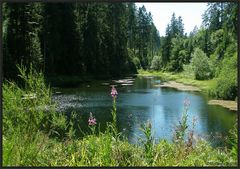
[52, 76, 237, 146]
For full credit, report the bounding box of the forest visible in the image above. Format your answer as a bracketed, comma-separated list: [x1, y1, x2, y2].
[2, 2, 238, 167]
[3, 3, 160, 78]
[3, 2, 238, 100]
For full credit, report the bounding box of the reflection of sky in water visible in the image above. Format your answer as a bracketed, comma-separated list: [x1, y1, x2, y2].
[52, 76, 236, 146]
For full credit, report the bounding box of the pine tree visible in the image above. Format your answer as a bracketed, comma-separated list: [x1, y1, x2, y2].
[43, 3, 80, 75]
[4, 3, 43, 80]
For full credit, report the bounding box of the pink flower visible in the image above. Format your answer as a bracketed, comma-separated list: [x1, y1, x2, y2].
[147, 120, 152, 129]
[111, 86, 118, 98]
[88, 112, 97, 126]
[184, 97, 190, 108]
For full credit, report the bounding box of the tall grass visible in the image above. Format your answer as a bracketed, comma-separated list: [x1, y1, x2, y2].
[2, 65, 237, 166]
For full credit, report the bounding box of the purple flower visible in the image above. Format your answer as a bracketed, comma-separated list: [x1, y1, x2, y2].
[147, 120, 152, 129]
[111, 86, 118, 98]
[88, 112, 97, 126]
[184, 97, 190, 108]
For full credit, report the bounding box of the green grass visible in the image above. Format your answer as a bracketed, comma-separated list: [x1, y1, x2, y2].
[3, 129, 237, 166]
[137, 69, 217, 95]
[2, 65, 237, 167]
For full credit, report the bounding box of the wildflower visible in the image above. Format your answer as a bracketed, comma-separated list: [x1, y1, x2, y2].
[111, 86, 118, 98]
[184, 97, 190, 108]
[88, 112, 97, 126]
[192, 116, 197, 125]
[147, 120, 152, 129]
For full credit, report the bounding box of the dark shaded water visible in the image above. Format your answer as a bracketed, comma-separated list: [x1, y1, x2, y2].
[52, 76, 237, 146]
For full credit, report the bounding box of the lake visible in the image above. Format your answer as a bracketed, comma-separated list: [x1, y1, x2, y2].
[52, 76, 236, 147]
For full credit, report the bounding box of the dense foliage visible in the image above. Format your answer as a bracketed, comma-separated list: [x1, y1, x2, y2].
[3, 2, 160, 79]
[3, 3, 43, 79]
[156, 2, 237, 100]
[3, 2, 237, 99]
[150, 55, 162, 70]
[3, 68, 237, 166]
[190, 48, 214, 80]
[214, 53, 237, 100]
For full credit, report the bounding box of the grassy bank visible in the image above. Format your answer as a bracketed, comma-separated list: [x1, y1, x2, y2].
[137, 69, 237, 111]
[137, 69, 217, 94]
[3, 66, 237, 166]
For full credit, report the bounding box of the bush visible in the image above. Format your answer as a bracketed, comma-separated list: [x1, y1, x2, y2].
[3, 64, 53, 134]
[228, 121, 237, 161]
[214, 53, 237, 100]
[132, 57, 141, 69]
[182, 64, 195, 78]
[150, 56, 162, 71]
[190, 48, 214, 80]
[3, 64, 77, 166]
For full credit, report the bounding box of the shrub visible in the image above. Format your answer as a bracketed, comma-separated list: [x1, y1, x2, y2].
[182, 64, 195, 78]
[3, 64, 77, 166]
[150, 55, 162, 71]
[140, 121, 154, 165]
[214, 53, 237, 100]
[3, 64, 53, 135]
[132, 57, 141, 69]
[228, 121, 237, 161]
[190, 48, 214, 80]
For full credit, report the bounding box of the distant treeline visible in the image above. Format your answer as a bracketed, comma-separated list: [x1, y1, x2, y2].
[157, 3, 238, 73]
[3, 3, 160, 79]
[154, 3, 237, 100]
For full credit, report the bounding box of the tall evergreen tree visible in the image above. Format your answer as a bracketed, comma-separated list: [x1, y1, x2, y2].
[161, 13, 185, 69]
[136, 5, 153, 69]
[107, 3, 131, 76]
[4, 3, 43, 80]
[126, 3, 137, 51]
[43, 3, 80, 76]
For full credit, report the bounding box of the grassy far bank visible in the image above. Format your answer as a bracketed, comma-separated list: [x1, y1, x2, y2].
[137, 69, 217, 94]
[137, 69, 237, 111]
[3, 66, 238, 166]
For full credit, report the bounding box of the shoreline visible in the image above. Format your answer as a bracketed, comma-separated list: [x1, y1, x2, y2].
[138, 70, 237, 112]
[155, 80, 201, 92]
[208, 100, 237, 111]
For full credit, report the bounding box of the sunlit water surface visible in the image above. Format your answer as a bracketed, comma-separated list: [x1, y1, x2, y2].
[52, 76, 236, 147]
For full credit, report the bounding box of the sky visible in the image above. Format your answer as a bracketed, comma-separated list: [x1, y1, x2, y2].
[135, 3, 208, 36]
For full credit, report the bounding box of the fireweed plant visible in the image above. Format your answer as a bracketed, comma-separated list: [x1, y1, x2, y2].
[88, 112, 97, 135]
[140, 120, 154, 165]
[110, 86, 118, 136]
[174, 97, 191, 144]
